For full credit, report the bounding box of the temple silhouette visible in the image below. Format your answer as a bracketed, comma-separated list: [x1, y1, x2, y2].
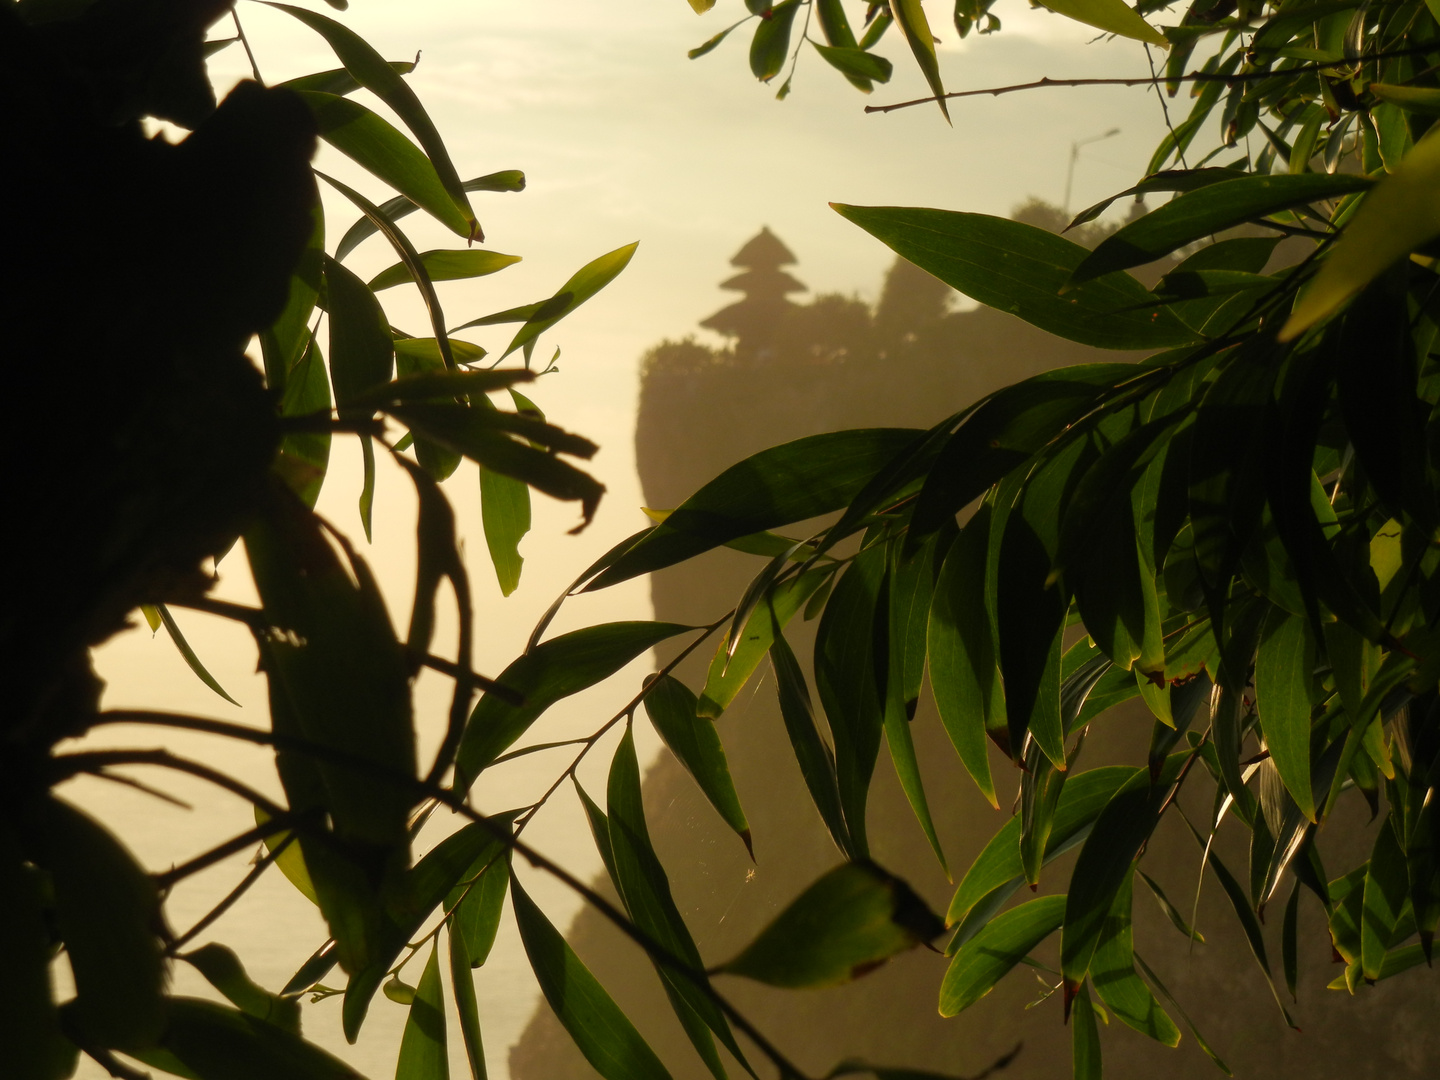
[508, 221, 1437, 1080]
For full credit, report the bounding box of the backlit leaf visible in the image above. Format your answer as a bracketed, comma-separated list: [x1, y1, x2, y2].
[939, 895, 1066, 1016]
[644, 675, 751, 853]
[720, 861, 943, 987]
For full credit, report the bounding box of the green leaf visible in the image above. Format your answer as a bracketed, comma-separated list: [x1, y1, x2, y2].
[295, 92, 471, 240]
[1090, 876, 1181, 1045]
[816, 546, 889, 856]
[688, 20, 743, 60]
[182, 945, 300, 1034]
[38, 797, 165, 1050]
[274, 335, 333, 508]
[771, 629, 853, 857]
[939, 895, 1066, 1016]
[1282, 130, 1440, 339]
[1282, 880, 1301, 1000]
[262, 197, 324, 385]
[1254, 607, 1317, 821]
[504, 242, 637, 359]
[1371, 83, 1440, 117]
[159, 998, 367, 1080]
[749, 0, 800, 82]
[512, 881, 673, 1080]
[929, 511, 1002, 806]
[369, 250, 521, 292]
[1072, 982, 1103, 1080]
[324, 255, 394, 416]
[255, 808, 319, 905]
[335, 171, 525, 261]
[608, 728, 752, 1078]
[948, 767, 1138, 944]
[1060, 754, 1187, 988]
[1136, 870, 1204, 944]
[643, 675, 751, 854]
[454, 622, 693, 787]
[396, 944, 448, 1080]
[1362, 818, 1410, 980]
[481, 465, 532, 596]
[271, 4, 477, 238]
[812, 42, 893, 86]
[588, 429, 919, 590]
[1070, 172, 1374, 287]
[719, 861, 943, 988]
[277, 58, 417, 98]
[447, 847, 510, 969]
[449, 930, 487, 1080]
[155, 603, 239, 706]
[835, 205, 1195, 350]
[393, 337, 488, 367]
[891, 0, 948, 121]
[1039, 0, 1166, 46]
[699, 565, 831, 717]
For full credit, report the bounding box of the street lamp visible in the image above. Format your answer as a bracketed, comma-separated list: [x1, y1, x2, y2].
[1063, 127, 1121, 217]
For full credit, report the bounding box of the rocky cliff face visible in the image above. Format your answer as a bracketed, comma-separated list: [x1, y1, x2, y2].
[509, 232, 1438, 1080]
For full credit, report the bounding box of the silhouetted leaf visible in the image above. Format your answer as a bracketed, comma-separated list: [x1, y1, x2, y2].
[336, 171, 525, 260]
[449, 929, 487, 1080]
[720, 861, 943, 987]
[158, 998, 368, 1080]
[183, 944, 300, 1033]
[38, 797, 165, 1050]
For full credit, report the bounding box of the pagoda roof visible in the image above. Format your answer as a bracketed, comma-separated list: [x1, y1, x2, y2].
[730, 227, 797, 269]
[720, 267, 807, 295]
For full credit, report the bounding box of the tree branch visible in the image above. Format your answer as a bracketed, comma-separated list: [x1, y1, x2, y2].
[865, 45, 1440, 114]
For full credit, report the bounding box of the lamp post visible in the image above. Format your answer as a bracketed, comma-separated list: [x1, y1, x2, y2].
[1062, 127, 1121, 217]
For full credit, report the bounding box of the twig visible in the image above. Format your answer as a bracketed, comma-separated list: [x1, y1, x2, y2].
[864, 45, 1440, 113]
[85, 768, 192, 810]
[154, 814, 305, 890]
[54, 749, 289, 821]
[232, 8, 264, 86]
[90, 705, 810, 1078]
[168, 834, 295, 953]
[1146, 42, 1187, 170]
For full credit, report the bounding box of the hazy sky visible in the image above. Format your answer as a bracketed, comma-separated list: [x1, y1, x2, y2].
[77, 3, 1179, 1076]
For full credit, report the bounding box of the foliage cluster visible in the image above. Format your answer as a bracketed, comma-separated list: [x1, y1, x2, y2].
[7, 1, 1440, 1080]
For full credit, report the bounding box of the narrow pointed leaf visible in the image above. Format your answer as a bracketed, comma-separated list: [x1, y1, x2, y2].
[1254, 608, 1317, 821]
[396, 944, 448, 1080]
[512, 882, 673, 1080]
[771, 630, 852, 856]
[504, 243, 638, 359]
[834, 205, 1195, 350]
[644, 675, 751, 854]
[939, 895, 1066, 1016]
[719, 861, 943, 987]
[1040, 0, 1166, 46]
[455, 622, 692, 787]
[370, 250, 521, 292]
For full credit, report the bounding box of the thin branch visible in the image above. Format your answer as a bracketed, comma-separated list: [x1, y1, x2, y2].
[85, 768, 192, 810]
[168, 834, 295, 953]
[154, 814, 305, 890]
[1146, 42, 1187, 170]
[864, 45, 1440, 114]
[232, 8, 264, 86]
[53, 750, 289, 820]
